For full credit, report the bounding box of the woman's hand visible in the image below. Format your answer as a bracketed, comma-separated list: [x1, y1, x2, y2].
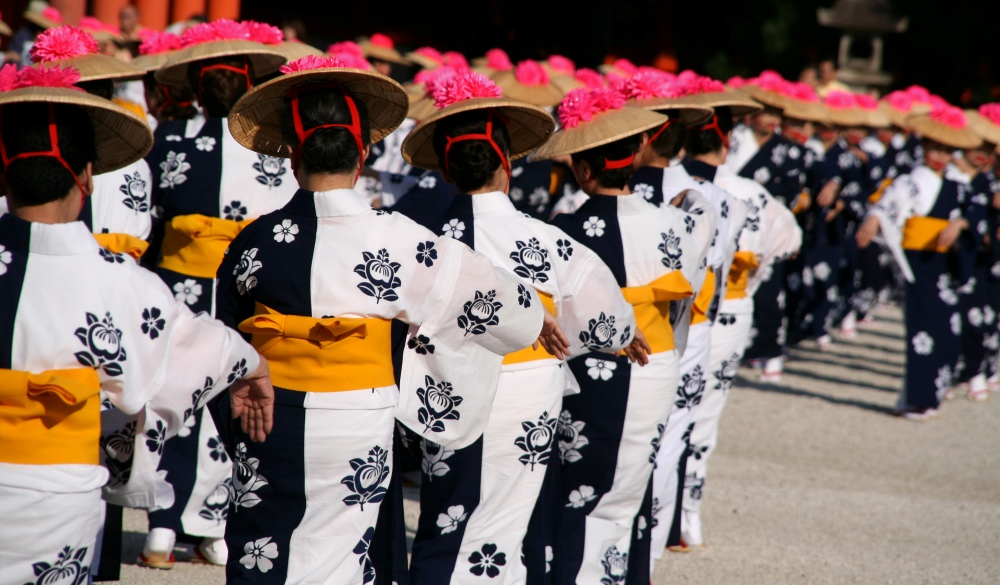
[623, 328, 652, 366]
[533, 311, 571, 360]
[230, 356, 275, 443]
[855, 215, 880, 249]
[937, 218, 968, 251]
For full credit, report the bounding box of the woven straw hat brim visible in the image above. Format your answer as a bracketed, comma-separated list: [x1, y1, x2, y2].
[130, 52, 175, 73]
[359, 40, 408, 65]
[550, 74, 583, 94]
[401, 97, 555, 172]
[862, 107, 891, 129]
[739, 85, 788, 110]
[667, 90, 763, 118]
[492, 70, 565, 107]
[155, 40, 287, 86]
[42, 54, 144, 82]
[782, 100, 830, 124]
[0, 19, 13, 36]
[82, 29, 122, 43]
[625, 97, 714, 126]
[404, 52, 441, 70]
[881, 103, 910, 129]
[530, 106, 668, 161]
[965, 110, 1000, 147]
[273, 41, 324, 62]
[826, 107, 868, 127]
[228, 67, 409, 158]
[407, 95, 436, 122]
[0, 86, 153, 174]
[23, 12, 60, 29]
[906, 114, 983, 150]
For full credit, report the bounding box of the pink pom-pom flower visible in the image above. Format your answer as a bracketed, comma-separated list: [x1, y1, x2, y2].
[327, 40, 364, 57]
[547, 55, 575, 75]
[557, 87, 626, 129]
[929, 104, 967, 129]
[442, 51, 469, 71]
[824, 90, 856, 110]
[279, 55, 345, 74]
[622, 69, 674, 100]
[245, 21, 283, 45]
[514, 60, 549, 86]
[727, 76, 747, 89]
[18, 66, 83, 89]
[884, 90, 912, 112]
[77, 17, 105, 31]
[0, 63, 21, 92]
[854, 93, 879, 111]
[785, 82, 819, 102]
[138, 30, 181, 56]
[979, 103, 1000, 127]
[432, 70, 502, 109]
[417, 66, 460, 97]
[752, 70, 788, 93]
[41, 7, 62, 22]
[574, 68, 605, 89]
[30, 26, 99, 63]
[612, 58, 638, 76]
[485, 48, 512, 71]
[674, 70, 724, 96]
[413, 46, 444, 66]
[928, 94, 948, 109]
[329, 51, 371, 70]
[369, 33, 394, 49]
[180, 19, 250, 47]
[906, 85, 932, 104]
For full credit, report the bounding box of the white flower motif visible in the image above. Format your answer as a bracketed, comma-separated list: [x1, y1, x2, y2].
[234, 248, 263, 295]
[421, 441, 455, 480]
[985, 333, 1000, 351]
[973, 193, 989, 206]
[968, 307, 984, 327]
[159, 151, 191, 189]
[950, 312, 962, 336]
[195, 136, 217, 151]
[419, 174, 437, 189]
[165, 134, 182, 142]
[826, 285, 839, 303]
[637, 515, 648, 540]
[984, 306, 996, 326]
[633, 183, 655, 201]
[583, 216, 606, 238]
[566, 485, 597, 508]
[753, 166, 771, 185]
[934, 365, 952, 402]
[435, 505, 468, 534]
[511, 165, 524, 178]
[545, 546, 553, 574]
[441, 218, 465, 239]
[801, 265, 814, 287]
[272, 219, 299, 243]
[0, 244, 11, 276]
[813, 262, 831, 282]
[771, 144, 788, 166]
[585, 357, 616, 381]
[509, 187, 525, 202]
[240, 537, 278, 573]
[788, 145, 801, 160]
[911, 331, 934, 355]
[937, 273, 958, 306]
[838, 152, 854, 169]
[978, 220, 988, 236]
[173, 278, 203, 305]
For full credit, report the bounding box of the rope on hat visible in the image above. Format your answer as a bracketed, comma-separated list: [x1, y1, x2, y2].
[287, 83, 365, 180]
[443, 111, 511, 192]
[0, 104, 88, 198]
[693, 114, 729, 149]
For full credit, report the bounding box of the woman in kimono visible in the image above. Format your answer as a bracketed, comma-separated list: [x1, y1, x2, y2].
[0, 65, 273, 585]
[139, 20, 294, 568]
[217, 55, 556, 585]
[533, 87, 715, 585]
[400, 70, 643, 585]
[857, 106, 984, 419]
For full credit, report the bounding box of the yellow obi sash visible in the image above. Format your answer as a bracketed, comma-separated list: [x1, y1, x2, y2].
[791, 192, 811, 214]
[902, 216, 951, 253]
[159, 214, 254, 278]
[725, 251, 760, 301]
[690, 267, 717, 325]
[868, 178, 893, 204]
[0, 368, 101, 465]
[620, 271, 693, 354]
[238, 303, 395, 393]
[504, 292, 556, 365]
[93, 233, 149, 260]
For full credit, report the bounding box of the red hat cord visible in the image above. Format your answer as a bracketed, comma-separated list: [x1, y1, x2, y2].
[0, 104, 88, 200]
[288, 83, 364, 181]
[443, 111, 511, 192]
[603, 153, 635, 170]
[199, 59, 252, 97]
[696, 115, 729, 149]
[647, 118, 672, 144]
[160, 85, 193, 111]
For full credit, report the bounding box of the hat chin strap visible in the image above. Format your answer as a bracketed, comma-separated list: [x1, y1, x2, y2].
[198, 59, 252, 108]
[443, 112, 511, 193]
[695, 114, 730, 149]
[288, 83, 366, 183]
[0, 104, 89, 204]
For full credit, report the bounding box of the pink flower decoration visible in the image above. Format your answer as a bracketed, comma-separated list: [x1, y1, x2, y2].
[30, 27, 99, 63]
[279, 55, 345, 74]
[442, 51, 469, 71]
[0, 63, 21, 92]
[413, 46, 443, 66]
[612, 58, 638, 76]
[854, 93, 879, 111]
[929, 104, 967, 129]
[485, 48, 512, 71]
[622, 69, 674, 100]
[417, 66, 460, 97]
[138, 30, 181, 56]
[906, 85, 932, 104]
[245, 21, 283, 45]
[327, 40, 364, 57]
[978, 103, 1000, 127]
[928, 94, 948, 109]
[674, 70, 724, 96]
[180, 19, 250, 47]
[785, 82, 819, 102]
[329, 51, 372, 70]
[18, 66, 83, 89]
[514, 60, 549, 86]
[41, 7, 62, 22]
[77, 17, 105, 30]
[574, 67, 605, 89]
[557, 87, 626, 129]
[884, 90, 912, 113]
[432, 70, 502, 109]
[727, 76, 747, 89]
[824, 90, 856, 110]
[548, 55, 575, 75]
[369, 33, 394, 49]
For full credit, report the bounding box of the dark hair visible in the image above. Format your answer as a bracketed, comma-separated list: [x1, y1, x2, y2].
[279, 86, 371, 175]
[685, 107, 734, 156]
[648, 114, 688, 159]
[78, 79, 115, 100]
[189, 56, 253, 118]
[571, 133, 641, 190]
[1, 103, 96, 207]
[431, 111, 511, 193]
[143, 73, 198, 122]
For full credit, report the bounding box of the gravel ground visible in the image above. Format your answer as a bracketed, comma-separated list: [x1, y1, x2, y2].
[118, 306, 1000, 584]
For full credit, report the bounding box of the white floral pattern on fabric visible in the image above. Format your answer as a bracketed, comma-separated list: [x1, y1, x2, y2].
[813, 262, 831, 281]
[557, 410, 589, 463]
[633, 183, 655, 201]
[600, 545, 628, 584]
[419, 174, 437, 189]
[195, 136, 216, 151]
[442, 218, 465, 239]
[753, 166, 771, 185]
[968, 307, 984, 327]
[436, 505, 468, 534]
[232, 442, 268, 511]
[911, 331, 934, 355]
[950, 312, 962, 336]
[239, 537, 278, 573]
[420, 440, 455, 480]
[119, 171, 148, 213]
[567, 485, 597, 508]
[173, 279, 202, 305]
[159, 151, 190, 189]
[0, 245, 11, 276]
[934, 365, 952, 402]
[234, 248, 263, 295]
[583, 216, 606, 237]
[509, 186, 525, 202]
[165, 134, 181, 141]
[272, 219, 299, 243]
[585, 357, 616, 381]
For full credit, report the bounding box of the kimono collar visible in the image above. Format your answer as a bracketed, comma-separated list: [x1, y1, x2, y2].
[614, 193, 653, 215]
[662, 162, 695, 185]
[0, 214, 98, 255]
[682, 159, 718, 183]
[911, 165, 944, 195]
[312, 188, 375, 217]
[469, 191, 519, 218]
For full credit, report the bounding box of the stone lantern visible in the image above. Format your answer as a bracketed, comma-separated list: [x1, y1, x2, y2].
[817, 0, 908, 91]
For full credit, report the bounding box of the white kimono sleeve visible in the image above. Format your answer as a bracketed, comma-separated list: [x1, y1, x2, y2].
[671, 190, 717, 354]
[554, 246, 636, 358]
[867, 175, 916, 282]
[749, 189, 803, 295]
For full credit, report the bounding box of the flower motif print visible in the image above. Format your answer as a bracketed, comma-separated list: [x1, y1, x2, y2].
[235, 248, 263, 295]
[566, 485, 597, 508]
[934, 365, 953, 402]
[159, 151, 190, 188]
[119, 171, 148, 213]
[195, 136, 216, 151]
[950, 312, 962, 336]
[74, 311, 127, 376]
[25, 545, 90, 585]
[659, 229, 683, 270]
[686, 472, 705, 501]
[515, 411, 557, 470]
[714, 352, 741, 393]
[224, 200, 248, 221]
[744, 201, 761, 231]
[600, 546, 628, 585]
[649, 423, 664, 466]
[813, 262, 831, 282]
[469, 544, 507, 578]
[419, 174, 437, 189]
[529, 187, 550, 212]
[254, 154, 287, 188]
[99, 248, 125, 264]
[509, 238, 551, 283]
[198, 478, 232, 523]
[407, 334, 435, 355]
[579, 313, 618, 350]
[771, 143, 788, 167]
[0, 245, 11, 276]
[636, 516, 648, 540]
[717, 313, 736, 326]
[968, 307, 984, 328]
[208, 436, 229, 463]
[442, 218, 466, 239]
[633, 183, 654, 201]
[228, 358, 249, 384]
[684, 215, 696, 234]
[178, 376, 214, 438]
[437, 505, 468, 534]
[353, 526, 377, 584]
[416, 241, 437, 267]
[911, 331, 934, 355]
[354, 249, 401, 303]
[675, 365, 705, 409]
[272, 219, 299, 243]
[165, 134, 182, 142]
[556, 238, 574, 260]
[240, 537, 279, 573]
[753, 166, 771, 185]
[145, 420, 166, 455]
[558, 410, 589, 463]
[342, 445, 391, 510]
[458, 290, 503, 336]
[141, 307, 165, 340]
[102, 420, 136, 487]
[937, 273, 958, 306]
[583, 216, 606, 237]
[517, 284, 532, 308]
[417, 375, 463, 433]
[233, 442, 268, 510]
[585, 357, 616, 381]
[421, 440, 455, 480]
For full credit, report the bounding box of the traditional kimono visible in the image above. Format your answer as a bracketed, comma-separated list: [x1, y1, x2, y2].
[953, 167, 993, 385]
[982, 169, 1000, 381]
[399, 192, 635, 585]
[867, 165, 978, 410]
[0, 214, 259, 585]
[883, 132, 923, 179]
[550, 191, 714, 585]
[144, 114, 298, 544]
[214, 188, 542, 585]
[509, 158, 557, 220]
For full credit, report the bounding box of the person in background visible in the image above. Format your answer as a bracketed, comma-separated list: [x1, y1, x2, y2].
[817, 59, 850, 97]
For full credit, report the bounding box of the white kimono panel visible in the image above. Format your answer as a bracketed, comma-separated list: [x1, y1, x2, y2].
[214, 188, 543, 450]
[87, 158, 154, 240]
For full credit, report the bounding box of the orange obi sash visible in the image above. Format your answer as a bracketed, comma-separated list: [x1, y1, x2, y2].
[868, 178, 893, 204]
[902, 216, 951, 253]
[620, 271, 693, 354]
[238, 303, 395, 393]
[690, 267, 717, 325]
[0, 368, 101, 465]
[791, 192, 811, 214]
[724, 251, 760, 300]
[159, 214, 254, 278]
[504, 292, 557, 365]
[93, 233, 149, 260]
